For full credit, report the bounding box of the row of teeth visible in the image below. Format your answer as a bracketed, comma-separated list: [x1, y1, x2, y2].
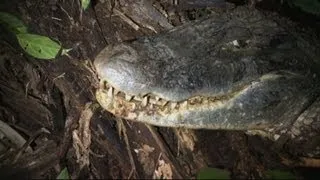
[104, 84, 221, 110]
[105, 86, 183, 108]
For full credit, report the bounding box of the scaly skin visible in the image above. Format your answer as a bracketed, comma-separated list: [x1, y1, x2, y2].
[94, 7, 320, 132]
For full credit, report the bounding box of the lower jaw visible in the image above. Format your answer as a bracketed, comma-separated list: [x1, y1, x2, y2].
[95, 88, 273, 130]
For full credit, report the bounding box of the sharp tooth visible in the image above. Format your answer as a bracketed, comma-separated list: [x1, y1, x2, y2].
[142, 96, 148, 107]
[162, 100, 168, 106]
[150, 98, 159, 104]
[170, 102, 177, 109]
[108, 87, 113, 97]
[125, 94, 133, 101]
[155, 96, 160, 101]
[155, 101, 162, 106]
[134, 96, 142, 101]
[181, 101, 188, 108]
[149, 99, 155, 104]
[132, 103, 136, 110]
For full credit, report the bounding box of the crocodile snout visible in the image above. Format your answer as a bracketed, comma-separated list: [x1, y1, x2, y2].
[94, 44, 150, 96]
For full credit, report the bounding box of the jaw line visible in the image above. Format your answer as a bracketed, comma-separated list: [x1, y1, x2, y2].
[96, 80, 242, 120]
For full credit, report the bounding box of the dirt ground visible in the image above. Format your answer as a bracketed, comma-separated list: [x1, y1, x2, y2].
[0, 0, 319, 179]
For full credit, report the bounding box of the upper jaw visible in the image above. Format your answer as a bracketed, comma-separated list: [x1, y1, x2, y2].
[94, 43, 240, 102]
[93, 44, 192, 101]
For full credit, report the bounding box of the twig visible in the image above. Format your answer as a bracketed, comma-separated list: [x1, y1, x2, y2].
[116, 118, 138, 179]
[25, 81, 30, 97]
[112, 9, 140, 31]
[0, 120, 32, 153]
[13, 128, 50, 163]
[59, 5, 75, 26]
[52, 72, 66, 82]
[89, 149, 105, 158]
[146, 125, 185, 179]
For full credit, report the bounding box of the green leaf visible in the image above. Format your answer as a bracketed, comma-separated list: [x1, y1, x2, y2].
[56, 167, 70, 179]
[16, 33, 61, 60]
[81, 0, 90, 10]
[197, 167, 231, 179]
[265, 170, 296, 179]
[0, 12, 28, 34]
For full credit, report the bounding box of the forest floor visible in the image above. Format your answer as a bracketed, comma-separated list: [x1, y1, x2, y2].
[0, 0, 319, 179]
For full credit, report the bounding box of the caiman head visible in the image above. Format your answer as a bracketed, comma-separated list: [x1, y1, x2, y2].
[94, 7, 320, 130]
